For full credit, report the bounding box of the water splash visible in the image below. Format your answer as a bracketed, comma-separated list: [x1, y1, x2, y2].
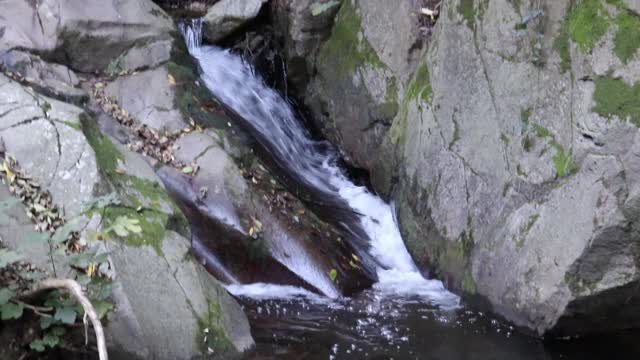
[179, 21, 459, 308]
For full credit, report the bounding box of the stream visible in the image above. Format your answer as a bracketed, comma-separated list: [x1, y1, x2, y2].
[178, 20, 640, 360]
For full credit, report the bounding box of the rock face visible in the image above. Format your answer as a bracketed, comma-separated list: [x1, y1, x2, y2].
[277, 0, 640, 336]
[1, 50, 88, 103]
[203, 0, 268, 43]
[0, 1, 256, 358]
[0, 0, 174, 72]
[0, 71, 255, 358]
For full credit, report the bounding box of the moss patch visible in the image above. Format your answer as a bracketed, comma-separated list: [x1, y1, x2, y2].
[406, 62, 433, 103]
[533, 123, 552, 138]
[552, 145, 578, 178]
[80, 113, 123, 175]
[319, 0, 385, 77]
[522, 135, 534, 152]
[553, 21, 572, 73]
[458, 0, 476, 30]
[593, 76, 640, 126]
[613, 9, 640, 63]
[567, 0, 611, 53]
[167, 61, 227, 130]
[97, 206, 168, 255]
[388, 61, 432, 146]
[197, 299, 234, 355]
[530, 123, 578, 177]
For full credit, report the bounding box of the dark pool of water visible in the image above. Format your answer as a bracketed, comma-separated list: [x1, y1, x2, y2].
[239, 290, 640, 360]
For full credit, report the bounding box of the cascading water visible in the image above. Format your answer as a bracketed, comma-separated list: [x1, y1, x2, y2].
[174, 20, 640, 360]
[179, 19, 457, 305]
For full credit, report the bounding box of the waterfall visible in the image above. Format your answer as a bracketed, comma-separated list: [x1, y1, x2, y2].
[179, 20, 458, 307]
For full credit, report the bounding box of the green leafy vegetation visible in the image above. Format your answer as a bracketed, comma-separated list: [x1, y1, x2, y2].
[553, 146, 579, 178]
[593, 76, 640, 127]
[0, 227, 114, 353]
[613, 9, 640, 63]
[567, 0, 610, 53]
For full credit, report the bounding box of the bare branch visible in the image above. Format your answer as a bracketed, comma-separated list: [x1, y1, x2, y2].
[25, 278, 109, 360]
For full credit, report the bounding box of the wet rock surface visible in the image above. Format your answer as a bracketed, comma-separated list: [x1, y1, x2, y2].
[203, 0, 269, 43]
[278, 0, 640, 336]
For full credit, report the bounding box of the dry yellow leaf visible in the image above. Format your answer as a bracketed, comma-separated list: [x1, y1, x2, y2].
[167, 74, 176, 85]
[2, 161, 14, 181]
[87, 263, 97, 277]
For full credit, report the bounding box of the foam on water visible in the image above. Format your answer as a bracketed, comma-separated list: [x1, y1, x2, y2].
[227, 283, 332, 304]
[179, 19, 459, 308]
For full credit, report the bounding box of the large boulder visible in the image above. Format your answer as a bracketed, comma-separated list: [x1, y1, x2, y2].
[284, 0, 640, 336]
[0, 73, 255, 358]
[203, 0, 268, 43]
[269, 0, 341, 92]
[0, 0, 175, 73]
[1, 50, 88, 104]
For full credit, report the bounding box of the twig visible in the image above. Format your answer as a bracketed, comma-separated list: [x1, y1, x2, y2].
[24, 278, 108, 360]
[13, 300, 53, 317]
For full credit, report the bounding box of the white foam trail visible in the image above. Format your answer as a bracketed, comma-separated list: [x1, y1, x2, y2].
[226, 283, 332, 304]
[180, 22, 459, 308]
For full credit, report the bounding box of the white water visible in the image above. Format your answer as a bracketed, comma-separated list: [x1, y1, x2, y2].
[180, 20, 458, 308]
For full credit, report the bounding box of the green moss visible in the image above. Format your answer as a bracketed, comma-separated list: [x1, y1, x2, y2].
[458, 0, 476, 30]
[533, 123, 552, 138]
[593, 76, 640, 126]
[613, 10, 640, 63]
[524, 214, 539, 234]
[96, 206, 168, 255]
[55, 120, 82, 131]
[166, 60, 226, 130]
[450, 117, 461, 149]
[553, 21, 572, 73]
[567, 0, 611, 53]
[526, 120, 579, 177]
[319, 0, 385, 77]
[197, 299, 234, 354]
[462, 271, 477, 293]
[380, 78, 400, 119]
[510, 0, 522, 13]
[500, 132, 510, 145]
[522, 135, 534, 152]
[552, 142, 579, 177]
[389, 60, 433, 146]
[406, 62, 433, 103]
[520, 108, 531, 129]
[80, 113, 124, 174]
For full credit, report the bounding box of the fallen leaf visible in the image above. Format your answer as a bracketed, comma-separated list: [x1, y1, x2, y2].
[329, 269, 338, 282]
[167, 74, 176, 85]
[182, 166, 194, 174]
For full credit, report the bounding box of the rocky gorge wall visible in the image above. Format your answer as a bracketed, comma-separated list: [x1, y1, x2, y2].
[0, 1, 258, 358]
[274, 0, 640, 336]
